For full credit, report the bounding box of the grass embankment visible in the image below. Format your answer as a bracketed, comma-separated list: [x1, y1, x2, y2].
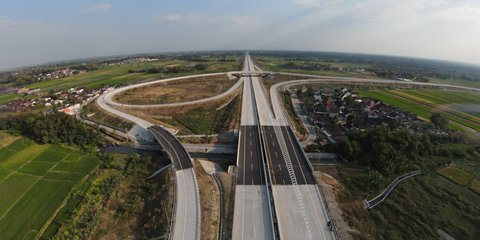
[280, 91, 306, 136]
[26, 60, 240, 92]
[46, 153, 173, 240]
[358, 90, 480, 131]
[82, 101, 133, 130]
[334, 164, 480, 240]
[437, 167, 474, 186]
[126, 93, 242, 136]
[0, 135, 97, 239]
[115, 74, 236, 105]
[193, 160, 220, 240]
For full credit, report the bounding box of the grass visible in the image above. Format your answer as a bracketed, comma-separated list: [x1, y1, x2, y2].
[0, 143, 49, 170]
[32, 146, 70, 163]
[174, 108, 217, 134]
[280, 91, 307, 136]
[427, 77, 480, 89]
[82, 101, 133, 130]
[0, 93, 19, 104]
[0, 173, 39, 217]
[336, 163, 480, 239]
[255, 57, 378, 79]
[0, 168, 11, 183]
[25, 59, 241, 92]
[193, 160, 220, 240]
[437, 167, 474, 186]
[357, 90, 480, 131]
[18, 161, 56, 176]
[150, 94, 242, 136]
[0, 132, 98, 239]
[0, 131, 20, 148]
[470, 180, 480, 194]
[0, 179, 73, 240]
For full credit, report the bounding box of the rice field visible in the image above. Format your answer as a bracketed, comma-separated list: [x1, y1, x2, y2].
[357, 90, 480, 131]
[0, 135, 97, 239]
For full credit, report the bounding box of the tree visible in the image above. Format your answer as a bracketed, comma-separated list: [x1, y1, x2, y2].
[430, 112, 448, 129]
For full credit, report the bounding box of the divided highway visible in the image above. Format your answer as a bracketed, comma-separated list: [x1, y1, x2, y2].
[246, 53, 335, 240]
[232, 55, 274, 240]
[95, 52, 480, 240]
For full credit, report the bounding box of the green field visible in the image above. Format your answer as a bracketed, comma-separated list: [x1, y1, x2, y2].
[357, 90, 480, 131]
[437, 167, 474, 186]
[471, 180, 480, 194]
[255, 57, 379, 79]
[25, 59, 240, 92]
[0, 136, 97, 239]
[0, 93, 19, 104]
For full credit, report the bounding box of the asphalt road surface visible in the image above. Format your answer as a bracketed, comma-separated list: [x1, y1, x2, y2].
[149, 125, 193, 170]
[236, 126, 265, 185]
[262, 125, 315, 185]
[232, 54, 274, 240]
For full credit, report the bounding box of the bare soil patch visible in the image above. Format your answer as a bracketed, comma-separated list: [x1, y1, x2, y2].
[193, 159, 220, 240]
[315, 165, 355, 240]
[115, 75, 236, 105]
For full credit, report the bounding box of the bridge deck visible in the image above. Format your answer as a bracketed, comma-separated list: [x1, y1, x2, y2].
[149, 126, 192, 170]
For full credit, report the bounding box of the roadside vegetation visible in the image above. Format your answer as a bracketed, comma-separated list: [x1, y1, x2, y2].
[48, 153, 173, 240]
[193, 160, 220, 240]
[280, 91, 306, 136]
[82, 101, 134, 131]
[324, 126, 480, 239]
[125, 93, 242, 137]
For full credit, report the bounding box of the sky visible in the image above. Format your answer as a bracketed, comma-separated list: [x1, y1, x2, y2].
[1, 0, 480, 70]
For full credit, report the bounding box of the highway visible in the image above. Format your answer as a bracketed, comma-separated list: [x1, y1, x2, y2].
[94, 52, 480, 240]
[97, 85, 200, 240]
[232, 54, 274, 240]
[246, 54, 336, 240]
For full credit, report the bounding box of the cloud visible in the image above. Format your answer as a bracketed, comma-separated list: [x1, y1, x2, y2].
[156, 13, 262, 28]
[82, 3, 112, 14]
[436, 5, 480, 23]
[0, 17, 44, 32]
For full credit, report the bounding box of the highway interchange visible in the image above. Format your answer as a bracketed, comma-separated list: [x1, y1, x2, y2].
[96, 53, 480, 240]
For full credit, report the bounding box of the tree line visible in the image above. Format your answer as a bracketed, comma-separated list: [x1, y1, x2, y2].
[334, 126, 477, 176]
[0, 112, 100, 147]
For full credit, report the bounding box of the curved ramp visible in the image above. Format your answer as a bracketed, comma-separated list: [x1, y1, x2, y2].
[97, 91, 200, 240]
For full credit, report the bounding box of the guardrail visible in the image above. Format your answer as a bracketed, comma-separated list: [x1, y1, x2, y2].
[286, 127, 339, 240]
[168, 167, 177, 240]
[365, 170, 422, 209]
[212, 173, 224, 240]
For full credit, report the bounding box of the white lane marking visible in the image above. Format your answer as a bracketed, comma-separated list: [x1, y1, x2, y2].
[151, 128, 184, 169]
[283, 126, 329, 240]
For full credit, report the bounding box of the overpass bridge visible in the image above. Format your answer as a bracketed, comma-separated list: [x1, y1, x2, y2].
[229, 71, 274, 77]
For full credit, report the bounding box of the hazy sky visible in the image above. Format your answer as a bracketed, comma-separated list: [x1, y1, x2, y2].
[1, 0, 480, 70]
